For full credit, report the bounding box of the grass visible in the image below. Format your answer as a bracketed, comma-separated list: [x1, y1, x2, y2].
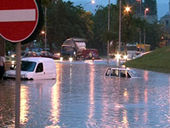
[125, 46, 170, 73]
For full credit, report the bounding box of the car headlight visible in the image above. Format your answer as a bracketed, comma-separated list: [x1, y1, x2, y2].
[11, 61, 15, 65]
[115, 54, 121, 60]
[69, 57, 73, 62]
[123, 55, 128, 60]
[60, 57, 63, 61]
[21, 74, 27, 78]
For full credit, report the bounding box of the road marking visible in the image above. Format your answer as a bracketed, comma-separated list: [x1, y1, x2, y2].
[0, 9, 36, 22]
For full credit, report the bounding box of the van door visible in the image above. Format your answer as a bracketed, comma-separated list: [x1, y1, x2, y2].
[34, 63, 45, 79]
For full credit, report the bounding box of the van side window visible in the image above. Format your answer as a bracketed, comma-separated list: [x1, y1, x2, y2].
[36, 63, 43, 73]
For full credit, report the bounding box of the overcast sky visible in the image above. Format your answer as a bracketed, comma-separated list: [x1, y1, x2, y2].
[64, 0, 169, 19]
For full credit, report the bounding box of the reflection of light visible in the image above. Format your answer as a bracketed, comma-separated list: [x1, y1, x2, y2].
[144, 71, 148, 82]
[69, 65, 72, 85]
[20, 86, 29, 124]
[50, 63, 62, 127]
[144, 88, 148, 103]
[122, 109, 129, 128]
[134, 86, 139, 103]
[88, 65, 95, 123]
[123, 88, 129, 102]
[143, 111, 148, 123]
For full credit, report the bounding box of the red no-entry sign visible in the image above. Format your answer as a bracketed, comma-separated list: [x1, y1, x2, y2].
[0, 0, 39, 42]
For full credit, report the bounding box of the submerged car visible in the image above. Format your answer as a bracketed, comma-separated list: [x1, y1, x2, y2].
[105, 67, 136, 78]
[4, 57, 56, 80]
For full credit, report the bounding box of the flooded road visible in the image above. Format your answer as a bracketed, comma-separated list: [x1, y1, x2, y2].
[0, 60, 170, 128]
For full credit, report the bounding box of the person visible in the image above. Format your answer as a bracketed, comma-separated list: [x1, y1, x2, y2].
[0, 56, 5, 80]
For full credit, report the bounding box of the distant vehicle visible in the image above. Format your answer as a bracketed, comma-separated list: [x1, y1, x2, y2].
[40, 51, 53, 58]
[60, 38, 99, 60]
[52, 53, 60, 60]
[4, 57, 56, 80]
[23, 51, 40, 57]
[77, 49, 99, 60]
[126, 44, 138, 60]
[105, 67, 137, 78]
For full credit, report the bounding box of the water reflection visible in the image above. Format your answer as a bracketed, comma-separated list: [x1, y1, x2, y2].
[20, 85, 29, 125]
[144, 71, 149, 82]
[87, 64, 95, 127]
[0, 61, 170, 128]
[49, 63, 62, 127]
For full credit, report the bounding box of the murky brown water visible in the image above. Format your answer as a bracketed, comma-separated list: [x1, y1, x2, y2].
[0, 60, 170, 128]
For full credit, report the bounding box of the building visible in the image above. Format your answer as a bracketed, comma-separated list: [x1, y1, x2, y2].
[125, 0, 157, 24]
[159, 0, 170, 46]
[160, 0, 170, 33]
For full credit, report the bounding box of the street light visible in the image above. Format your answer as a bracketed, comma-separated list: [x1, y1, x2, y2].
[41, 30, 46, 49]
[91, 0, 95, 4]
[124, 5, 131, 14]
[144, 8, 149, 52]
[136, 0, 142, 44]
[144, 8, 149, 16]
[118, 0, 122, 67]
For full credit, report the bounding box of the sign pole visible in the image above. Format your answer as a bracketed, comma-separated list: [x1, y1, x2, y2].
[15, 42, 21, 128]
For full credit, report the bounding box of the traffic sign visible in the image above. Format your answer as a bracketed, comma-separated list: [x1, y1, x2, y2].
[0, 0, 39, 42]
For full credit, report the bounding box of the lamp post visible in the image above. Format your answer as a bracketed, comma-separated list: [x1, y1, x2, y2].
[118, 0, 122, 64]
[41, 30, 46, 49]
[115, 0, 122, 67]
[44, 7, 47, 51]
[136, 0, 142, 44]
[144, 8, 149, 52]
[124, 6, 131, 13]
[107, 0, 110, 64]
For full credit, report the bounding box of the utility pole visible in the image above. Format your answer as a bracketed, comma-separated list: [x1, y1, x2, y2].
[44, 7, 47, 51]
[0, 37, 5, 56]
[107, 0, 110, 64]
[118, 0, 122, 67]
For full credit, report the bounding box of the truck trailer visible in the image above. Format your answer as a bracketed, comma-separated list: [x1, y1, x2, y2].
[61, 38, 99, 60]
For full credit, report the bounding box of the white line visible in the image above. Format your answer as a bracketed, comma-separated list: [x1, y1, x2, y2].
[0, 9, 36, 22]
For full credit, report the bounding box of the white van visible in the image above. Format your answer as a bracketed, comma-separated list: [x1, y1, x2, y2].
[4, 57, 56, 80]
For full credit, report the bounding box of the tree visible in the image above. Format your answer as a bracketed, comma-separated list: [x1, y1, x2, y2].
[46, 0, 94, 52]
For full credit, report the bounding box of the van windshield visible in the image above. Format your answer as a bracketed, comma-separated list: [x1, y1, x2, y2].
[21, 61, 36, 72]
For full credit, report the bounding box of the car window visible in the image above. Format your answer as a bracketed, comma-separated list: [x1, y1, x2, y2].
[36, 63, 43, 73]
[21, 61, 36, 72]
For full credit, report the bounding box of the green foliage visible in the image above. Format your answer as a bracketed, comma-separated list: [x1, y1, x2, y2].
[125, 46, 170, 73]
[41, 0, 52, 7]
[92, 4, 119, 54]
[46, 0, 94, 51]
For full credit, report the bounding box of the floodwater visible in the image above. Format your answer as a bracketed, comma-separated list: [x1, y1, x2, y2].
[0, 60, 170, 128]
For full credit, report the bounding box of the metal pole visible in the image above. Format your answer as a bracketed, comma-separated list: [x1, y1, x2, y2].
[139, 0, 142, 44]
[45, 7, 47, 51]
[15, 42, 21, 128]
[144, 9, 147, 52]
[118, 0, 122, 67]
[107, 0, 110, 64]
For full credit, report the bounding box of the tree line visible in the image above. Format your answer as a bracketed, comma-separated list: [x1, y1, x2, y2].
[4, 0, 163, 55]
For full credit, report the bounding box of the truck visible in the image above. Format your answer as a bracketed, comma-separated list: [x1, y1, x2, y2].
[60, 38, 99, 60]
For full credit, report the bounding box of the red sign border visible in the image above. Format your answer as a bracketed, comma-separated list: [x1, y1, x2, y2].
[0, 0, 39, 43]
